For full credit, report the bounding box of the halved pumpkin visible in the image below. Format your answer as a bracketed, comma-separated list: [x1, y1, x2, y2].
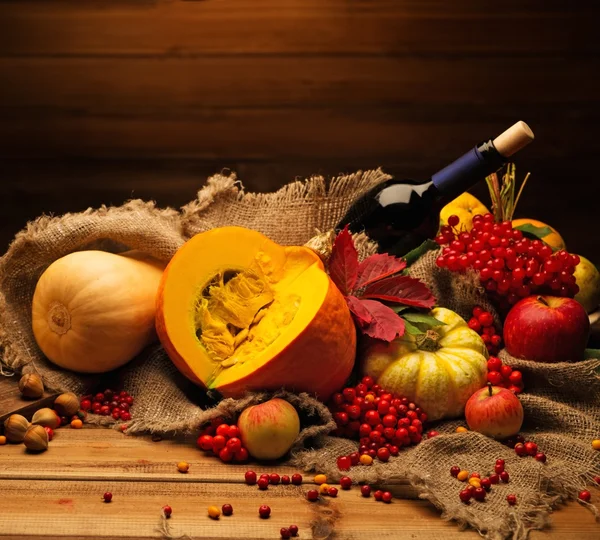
[156, 226, 356, 401]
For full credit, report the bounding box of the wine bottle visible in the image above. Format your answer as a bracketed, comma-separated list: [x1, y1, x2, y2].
[337, 121, 534, 256]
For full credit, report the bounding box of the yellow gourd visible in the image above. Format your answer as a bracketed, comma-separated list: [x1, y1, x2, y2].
[32, 250, 165, 373]
[361, 307, 488, 421]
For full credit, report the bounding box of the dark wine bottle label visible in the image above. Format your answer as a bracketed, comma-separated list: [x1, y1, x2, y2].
[431, 140, 505, 199]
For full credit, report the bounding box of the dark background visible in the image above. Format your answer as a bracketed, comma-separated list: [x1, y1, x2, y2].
[1, 0, 599, 263]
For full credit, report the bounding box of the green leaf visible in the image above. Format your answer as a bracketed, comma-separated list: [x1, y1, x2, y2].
[403, 239, 439, 268]
[402, 313, 446, 326]
[391, 306, 410, 314]
[402, 319, 423, 336]
[514, 223, 553, 241]
[583, 348, 600, 360]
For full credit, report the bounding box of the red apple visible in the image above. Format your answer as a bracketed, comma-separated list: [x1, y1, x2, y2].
[465, 383, 524, 439]
[503, 295, 589, 363]
[238, 398, 300, 460]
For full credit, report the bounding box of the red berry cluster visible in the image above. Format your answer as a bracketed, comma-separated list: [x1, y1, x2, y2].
[280, 525, 299, 538]
[329, 376, 428, 466]
[81, 389, 133, 422]
[374, 489, 393, 503]
[468, 306, 503, 355]
[245, 470, 302, 490]
[452, 459, 510, 504]
[435, 214, 580, 309]
[487, 356, 524, 394]
[196, 417, 249, 463]
[507, 435, 547, 463]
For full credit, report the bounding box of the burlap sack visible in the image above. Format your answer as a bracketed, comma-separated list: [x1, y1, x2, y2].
[1, 169, 598, 539]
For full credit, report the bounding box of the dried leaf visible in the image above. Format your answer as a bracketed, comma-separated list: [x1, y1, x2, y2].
[363, 275, 436, 309]
[355, 253, 406, 289]
[328, 226, 359, 295]
[346, 297, 405, 342]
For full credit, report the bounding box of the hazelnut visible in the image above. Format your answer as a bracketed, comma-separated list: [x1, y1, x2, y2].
[24, 425, 49, 452]
[3, 414, 30, 442]
[18, 373, 44, 399]
[32, 408, 61, 429]
[54, 393, 80, 416]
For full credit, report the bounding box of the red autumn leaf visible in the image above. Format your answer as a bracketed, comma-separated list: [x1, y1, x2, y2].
[346, 297, 405, 341]
[355, 253, 407, 289]
[345, 295, 373, 328]
[328, 226, 359, 295]
[363, 275, 436, 309]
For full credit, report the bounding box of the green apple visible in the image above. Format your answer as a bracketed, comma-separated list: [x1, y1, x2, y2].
[573, 255, 600, 313]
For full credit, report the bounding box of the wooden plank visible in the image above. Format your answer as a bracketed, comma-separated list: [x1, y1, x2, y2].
[0, 476, 597, 539]
[1, 113, 599, 161]
[1, 57, 598, 114]
[0, 1, 596, 57]
[0, 426, 416, 495]
[0, 376, 58, 424]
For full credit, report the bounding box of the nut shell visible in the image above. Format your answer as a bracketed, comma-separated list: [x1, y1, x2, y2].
[3, 414, 30, 442]
[18, 373, 44, 399]
[24, 424, 49, 452]
[32, 408, 61, 429]
[54, 393, 80, 416]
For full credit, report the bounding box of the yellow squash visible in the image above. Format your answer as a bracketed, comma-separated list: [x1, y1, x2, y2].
[361, 307, 488, 421]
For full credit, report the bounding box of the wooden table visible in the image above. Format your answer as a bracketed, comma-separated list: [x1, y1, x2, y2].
[0, 419, 598, 538]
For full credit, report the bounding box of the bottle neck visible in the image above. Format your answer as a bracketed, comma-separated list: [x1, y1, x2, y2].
[431, 139, 506, 200]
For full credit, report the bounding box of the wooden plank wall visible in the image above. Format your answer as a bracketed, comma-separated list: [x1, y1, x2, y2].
[1, 0, 599, 263]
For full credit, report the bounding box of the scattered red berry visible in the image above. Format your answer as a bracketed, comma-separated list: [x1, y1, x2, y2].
[259, 505, 271, 518]
[306, 490, 319, 502]
[459, 489, 472, 503]
[281, 475, 290, 485]
[103, 492, 112, 503]
[222, 504, 233, 516]
[270, 473, 280, 485]
[374, 490, 383, 501]
[489, 474, 500, 484]
[337, 455, 352, 470]
[524, 441, 538, 456]
[257, 477, 269, 490]
[450, 466, 461, 477]
[448, 215, 460, 227]
[480, 478, 492, 491]
[473, 487, 486, 501]
[514, 443, 527, 457]
[43, 427, 54, 441]
[162, 505, 172, 518]
[500, 471, 510, 483]
[288, 525, 299, 537]
[340, 476, 352, 490]
[594, 476, 600, 485]
[382, 491, 393, 503]
[578, 490, 591, 503]
[280, 528, 291, 539]
[291, 473, 303, 485]
[328, 487, 339, 497]
[427, 430, 440, 439]
[469, 472, 481, 479]
[535, 452, 547, 463]
[226, 437, 242, 453]
[377, 447, 390, 462]
[506, 494, 517, 506]
[245, 471, 257, 485]
[361, 485, 372, 497]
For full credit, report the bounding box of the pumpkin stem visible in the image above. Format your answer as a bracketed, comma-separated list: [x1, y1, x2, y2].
[47, 301, 71, 335]
[416, 329, 441, 352]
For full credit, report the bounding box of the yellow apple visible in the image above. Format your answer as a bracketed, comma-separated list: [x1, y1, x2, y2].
[511, 218, 566, 251]
[573, 255, 600, 313]
[440, 193, 489, 231]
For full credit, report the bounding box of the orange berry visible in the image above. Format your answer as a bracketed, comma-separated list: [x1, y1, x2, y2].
[455, 426, 468, 433]
[70, 419, 83, 429]
[592, 439, 600, 451]
[177, 461, 190, 473]
[0, 436, 7, 445]
[457, 470, 469, 482]
[314, 474, 327, 485]
[359, 454, 373, 466]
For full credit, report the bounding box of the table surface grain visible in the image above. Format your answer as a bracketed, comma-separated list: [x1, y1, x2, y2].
[0, 376, 598, 539]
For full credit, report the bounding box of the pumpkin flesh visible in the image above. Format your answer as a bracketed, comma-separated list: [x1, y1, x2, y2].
[156, 227, 356, 400]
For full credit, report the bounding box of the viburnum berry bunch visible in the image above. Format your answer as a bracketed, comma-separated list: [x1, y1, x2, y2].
[328, 376, 428, 466]
[487, 356, 524, 393]
[468, 305, 502, 355]
[81, 389, 133, 422]
[196, 417, 249, 464]
[435, 213, 579, 310]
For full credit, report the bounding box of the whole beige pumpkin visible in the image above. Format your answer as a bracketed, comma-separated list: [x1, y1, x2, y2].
[361, 307, 488, 421]
[32, 250, 165, 373]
